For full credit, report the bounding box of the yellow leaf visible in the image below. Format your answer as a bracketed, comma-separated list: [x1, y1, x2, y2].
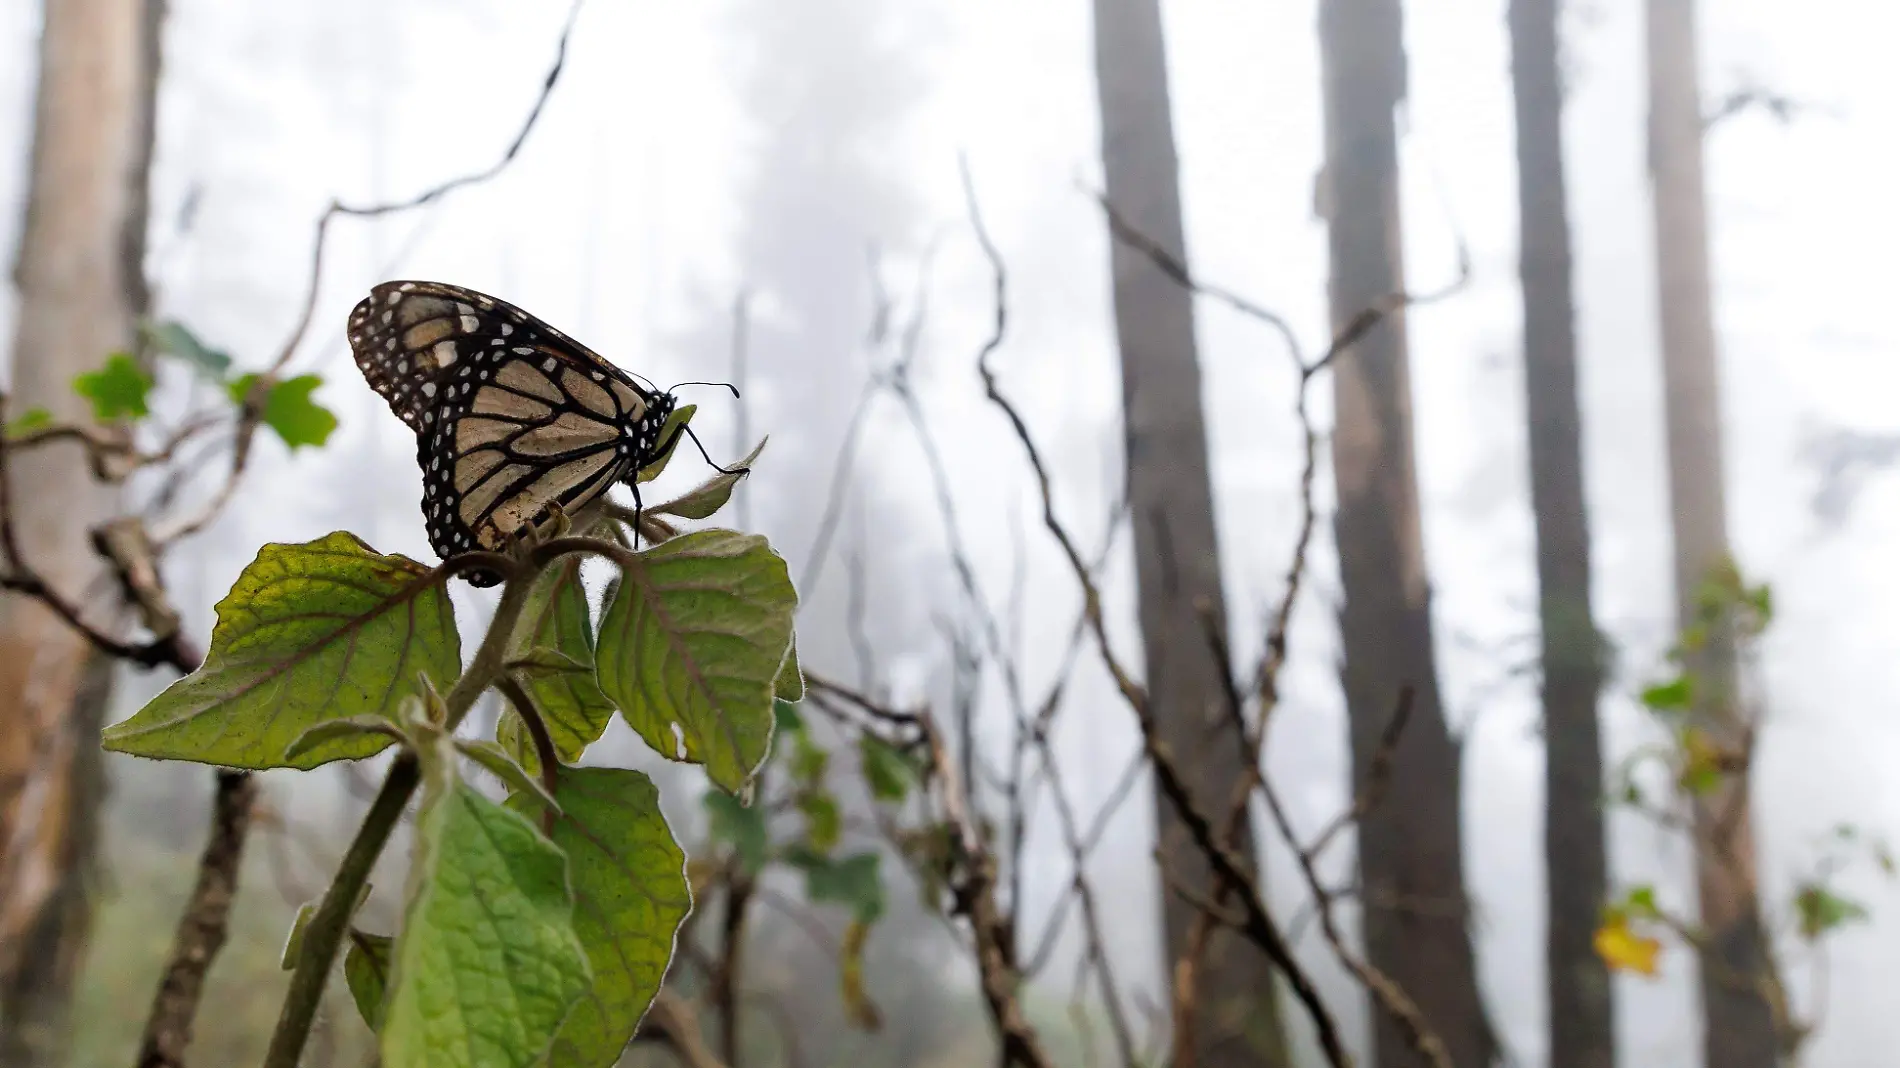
[1594, 914, 1662, 977]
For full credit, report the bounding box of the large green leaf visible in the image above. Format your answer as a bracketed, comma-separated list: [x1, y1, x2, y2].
[596, 530, 795, 793]
[101, 532, 459, 769]
[509, 768, 692, 1068]
[382, 742, 590, 1068]
[499, 558, 614, 773]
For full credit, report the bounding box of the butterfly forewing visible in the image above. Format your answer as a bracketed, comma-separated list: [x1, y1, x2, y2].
[346, 281, 676, 583]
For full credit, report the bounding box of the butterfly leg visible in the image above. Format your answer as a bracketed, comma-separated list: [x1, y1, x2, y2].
[630, 479, 645, 551]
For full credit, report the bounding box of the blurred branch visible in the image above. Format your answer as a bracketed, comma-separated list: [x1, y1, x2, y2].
[639, 990, 733, 1068]
[133, 771, 255, 1068]
[156, 0, 583, 549]
[1254, 687, 1454, 1068]
[963, 159, 1354, 1068]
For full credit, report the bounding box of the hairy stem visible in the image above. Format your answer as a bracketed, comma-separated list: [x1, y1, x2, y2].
[261, 565, 540, 1068]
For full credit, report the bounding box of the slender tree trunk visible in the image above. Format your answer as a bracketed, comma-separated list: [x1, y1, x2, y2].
[0, 1, 163, 1062]
[1506, 3, 1615, 1067]
[1088, 1, 1288, 1064]
[1316, 2, 1491, 1065]
[1644, 2, 1781, 1064]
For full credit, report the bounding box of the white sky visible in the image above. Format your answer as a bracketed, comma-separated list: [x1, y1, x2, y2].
[5, 0, 1900, 1065]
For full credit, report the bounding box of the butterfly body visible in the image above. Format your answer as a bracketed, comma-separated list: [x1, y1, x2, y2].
[347, 281, 677, 585]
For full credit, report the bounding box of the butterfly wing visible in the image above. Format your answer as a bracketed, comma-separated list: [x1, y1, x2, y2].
[347, 281, 671, 579]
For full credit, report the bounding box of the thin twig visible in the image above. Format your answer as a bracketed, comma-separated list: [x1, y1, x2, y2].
[963, 158, 1355, 1068]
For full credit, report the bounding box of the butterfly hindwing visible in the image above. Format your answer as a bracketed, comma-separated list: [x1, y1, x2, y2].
[348, 280, 677, 583]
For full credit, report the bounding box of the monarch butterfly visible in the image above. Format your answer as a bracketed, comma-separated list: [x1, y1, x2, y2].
[346, 280, 723, 586]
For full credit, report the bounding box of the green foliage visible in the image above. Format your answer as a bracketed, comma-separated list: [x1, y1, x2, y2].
[859, 735, 917, 804]
[229, 372, 338, 450]
[774, 697, 804, 732]
[596, 530, 796, 793]
[799, 789, 843, 852]
[651, 436, 763, 520]
[499, 558, 615, 774]
[103, 421, 799, 1065]
[102, 533, 459, 769]
[146, 319, 234, 380]
[4, 406, 52, 437]
[790, 849, 886, 924]
[513, 768, 693, 1067]
[1793, 884, 1868, 940]
[279, 903, 317, 970]
[381, 739, 591, 1068]
[345, 932, 393, 1032]
[775, 634, 805, 702]
[73, 353, 154, 421]
[703, 790, 769, 876]
[1641, 676, 1694, 714]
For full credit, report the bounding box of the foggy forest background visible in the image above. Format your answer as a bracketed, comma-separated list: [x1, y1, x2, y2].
[1, 0, 1898, 1066]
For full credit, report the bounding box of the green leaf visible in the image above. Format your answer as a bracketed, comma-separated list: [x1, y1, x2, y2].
[797, 851, 884, 923]
[703, 789, 768, 875]
[102, 532, 460, 769]
[73, 352, 153, 421]
[1623, 885, 1660, 920]
[652, 437, 764, 520]
[1794, 884, 1868, 940]
[509, 768, 692, 1068]
[4, 407, 52, 438]
[596, 529, 796, 792]
[458, 740, 560, 816]
[634, 404, 697, 484]
[229, 373, 338, 450]
[498, 558, 614, 774]
[345, 931, 393, 1032]
[790, 731, 828, 786]
[280, 902, 317, 971]
[383, 746, 590, 1068]
[283, 714, 408, 762]
[1641, 676, 1694, 713]
[145, 320, 233, 380]
[799, 789, 841, 852]
[774, 698, 804, 734]
[775, 634, 805, 703]
[859, 734, 915, 804]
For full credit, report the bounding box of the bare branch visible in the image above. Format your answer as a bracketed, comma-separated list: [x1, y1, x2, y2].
[962, 159, 1354, 1068]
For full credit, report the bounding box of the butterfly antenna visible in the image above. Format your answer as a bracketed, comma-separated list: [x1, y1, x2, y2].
[668, 380, 742, 399]
[683, 424, 748, 475]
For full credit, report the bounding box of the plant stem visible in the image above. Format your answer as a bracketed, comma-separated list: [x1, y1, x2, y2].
[262, 566, 541, 1068]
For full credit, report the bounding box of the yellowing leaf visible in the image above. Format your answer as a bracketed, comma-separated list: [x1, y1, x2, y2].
[1594, 914, 1662, 977]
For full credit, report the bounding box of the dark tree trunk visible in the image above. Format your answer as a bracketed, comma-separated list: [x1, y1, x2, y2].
[1507, 2, 1615, 1067]
[1089, 0, 1289, 1064]
[1645, 1, 1782, 1063]
[1316, 1, 1492, 1065]
[0, 2, 165, 1063]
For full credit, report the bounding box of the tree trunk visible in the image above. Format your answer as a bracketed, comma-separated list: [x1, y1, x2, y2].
[0, 0, 163, 1062]
[1088, 1, 1289, 1064]
[1644, 1, 1781, 1064]
[1316, 2, 1491, 1065]
[1506, 3, 1615, 1067]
